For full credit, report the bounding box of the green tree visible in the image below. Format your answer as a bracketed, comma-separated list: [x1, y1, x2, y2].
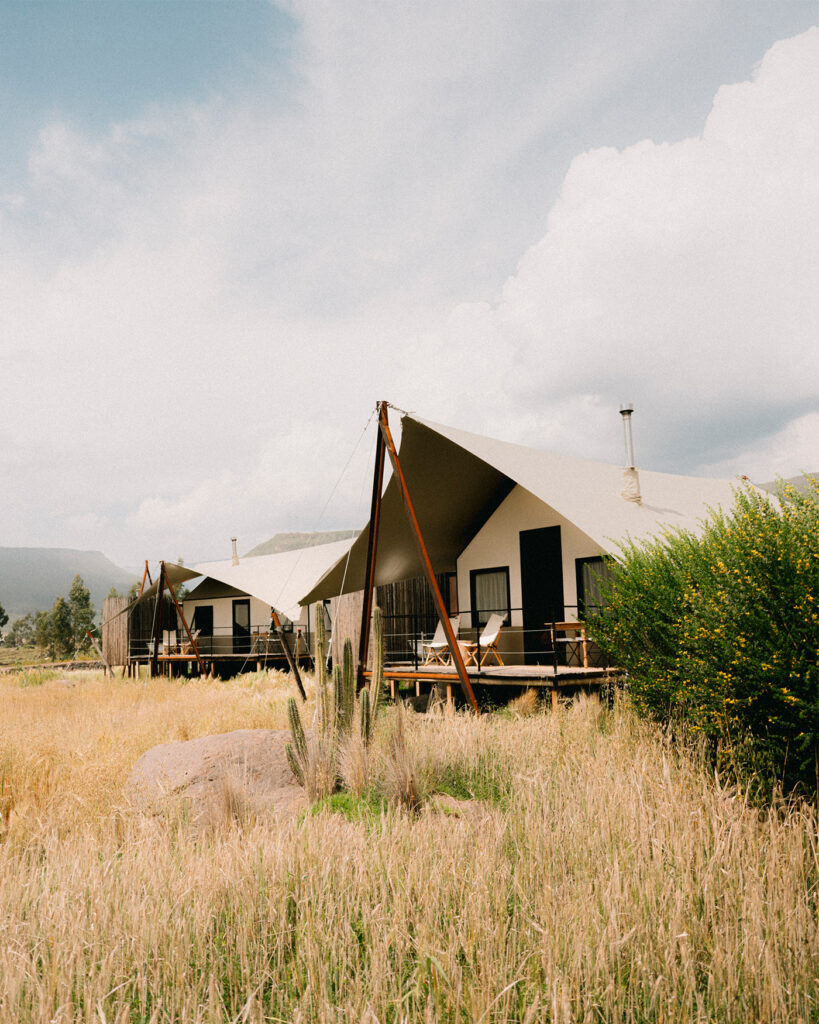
[6, 613, 35, 647]
[50, 597, 74, 660]
[33, 609, 51, 654]
[0, 601, 8, 634]
[68, 575, 95, 652]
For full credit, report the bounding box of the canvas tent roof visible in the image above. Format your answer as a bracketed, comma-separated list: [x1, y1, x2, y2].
[189, 539, 354, 622]
[301, 414, 745, 604]
[136, 563, 202, 604]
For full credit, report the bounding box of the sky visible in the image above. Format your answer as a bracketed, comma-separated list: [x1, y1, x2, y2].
[1, 1, 817, 570]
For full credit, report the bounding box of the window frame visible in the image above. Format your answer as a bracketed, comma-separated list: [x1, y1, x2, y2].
[469, 566, 511, 629]
[575, 555, 614, 618]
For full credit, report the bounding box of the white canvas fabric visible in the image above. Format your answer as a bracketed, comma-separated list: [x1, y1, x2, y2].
[191, 539, 355, 622]
[301, 413, 750, 604]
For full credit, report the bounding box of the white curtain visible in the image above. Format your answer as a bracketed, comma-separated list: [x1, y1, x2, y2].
[474, 570, 508, 625]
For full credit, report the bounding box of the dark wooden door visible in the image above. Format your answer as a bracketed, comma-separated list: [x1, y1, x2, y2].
[519, 526, 564, 665]
[232, 599, 251, 655]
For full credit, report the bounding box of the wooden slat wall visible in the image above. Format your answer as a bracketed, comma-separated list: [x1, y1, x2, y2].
[309, 576, 455, 669]
[329, 590, 364, 667]
[101, 596, 129, 667]
[375, 574, 450, 662]
[126, 596, 180, 660]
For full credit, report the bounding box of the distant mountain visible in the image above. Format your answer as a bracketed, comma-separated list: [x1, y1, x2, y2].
[244, 530, 358, 558]
[0, 547, 136, 622]
[757, 473, 818, 496]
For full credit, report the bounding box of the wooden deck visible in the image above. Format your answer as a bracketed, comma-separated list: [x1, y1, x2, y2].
[382, 661, 613, 683]
[372, 661, 622, 709]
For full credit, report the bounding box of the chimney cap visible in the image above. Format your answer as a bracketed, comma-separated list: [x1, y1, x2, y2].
[619, 403, 634, 416]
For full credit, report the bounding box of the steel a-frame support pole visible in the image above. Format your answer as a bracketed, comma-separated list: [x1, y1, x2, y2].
[272, 609, 307, 701]
[138, 559, 152, 597]
[376, 403, 480, 714]
[165, 575, 207, 677]
[357, 412, 387, 689]
[149, 561, 166, 678]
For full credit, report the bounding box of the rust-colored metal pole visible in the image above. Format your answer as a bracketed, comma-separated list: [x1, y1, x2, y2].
[165, 576, 207, 676]
[272, 609, 307, 701]
[377, 404, 480, 714]
[149, 562, 166, 678]
[357, 410, 386, 689]
[138, 559, 153, 598]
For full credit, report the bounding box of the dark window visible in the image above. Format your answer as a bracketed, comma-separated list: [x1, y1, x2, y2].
[469, 567, 510, 629]
[444, 572, 458, 616]
[575, 556, 614, 617]
[190, 605, 213, 636]
[232, 599, 251, 654]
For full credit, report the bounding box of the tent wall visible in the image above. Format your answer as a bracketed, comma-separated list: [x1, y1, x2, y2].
[456, 485, 604, 663]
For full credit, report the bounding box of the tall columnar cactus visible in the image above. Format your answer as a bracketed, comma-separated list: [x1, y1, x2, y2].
[285, 696, 307, 788]
[315, 609, 328, 688]
[315, 611, 332, 735]
[370, 606, 385, 717]
[358, 606, 385, 748]
[287, 606, 389, 800]
[334, 641, 355, 737]
[359, 687, 371, 747]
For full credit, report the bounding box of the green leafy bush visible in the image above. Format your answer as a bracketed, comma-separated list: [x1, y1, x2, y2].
[588, 481, 819, 794]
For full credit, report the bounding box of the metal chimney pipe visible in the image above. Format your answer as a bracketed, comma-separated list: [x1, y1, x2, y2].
[619, 404, 641, 503]
[231, 537, 239, 566]
[620, 403, 635, 467]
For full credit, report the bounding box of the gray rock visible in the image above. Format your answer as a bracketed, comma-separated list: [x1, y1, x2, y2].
[125, 728, 308, 827]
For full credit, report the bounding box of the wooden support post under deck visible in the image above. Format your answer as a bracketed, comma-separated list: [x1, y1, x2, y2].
[377, 402, 480, 715]
[551, 686, 559, 711]
[357, 414, 386, 690]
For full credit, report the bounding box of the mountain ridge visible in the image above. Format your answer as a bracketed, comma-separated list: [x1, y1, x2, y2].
[244, 530, 358, 558]
[0, 547, 136, 623]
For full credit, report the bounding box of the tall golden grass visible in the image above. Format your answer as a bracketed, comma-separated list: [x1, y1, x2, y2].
[1, 672, 817, 1022]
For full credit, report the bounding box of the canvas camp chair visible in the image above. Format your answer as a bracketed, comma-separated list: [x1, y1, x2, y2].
[462, 612, 505, 667]
[179, 629, 201, 656]
[421, 615, 460, 664]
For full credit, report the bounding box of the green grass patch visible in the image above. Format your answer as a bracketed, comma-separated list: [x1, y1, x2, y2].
[16, 667, 59, 687]
[308, 790, 387, 823]
[432, 759, 511, 808]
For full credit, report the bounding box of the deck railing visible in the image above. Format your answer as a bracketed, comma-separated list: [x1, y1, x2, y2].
[128, 624, 311, 663]
[377, 605, 610, 674]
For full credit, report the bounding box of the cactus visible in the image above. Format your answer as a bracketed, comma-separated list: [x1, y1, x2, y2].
[343, 638, 355, 730]
[285, 696, 307, 788]
[285, 742, 305, 789]
[332, 639, 356, 737]
[315, 609, 328, 690]
[359, 686, 371, 746]
[288, 696, 308, 762]
[370, 606, 385, 718]
[315, 612, 332, 736]
[288, 606, 389, 800]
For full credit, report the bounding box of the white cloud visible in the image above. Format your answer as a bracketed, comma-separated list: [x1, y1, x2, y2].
[433, 27, 819, 469]
[703, 411, 819, 482]
[1, 14, 817, 565]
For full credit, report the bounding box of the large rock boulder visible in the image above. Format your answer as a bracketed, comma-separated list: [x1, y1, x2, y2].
[126, 729, 307, 827]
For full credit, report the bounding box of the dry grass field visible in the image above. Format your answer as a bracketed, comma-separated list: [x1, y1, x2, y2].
[0, 670, 817, 1023]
